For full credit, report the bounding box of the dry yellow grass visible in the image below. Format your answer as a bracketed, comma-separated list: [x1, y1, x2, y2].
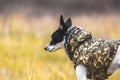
[0, 13, 120, 80]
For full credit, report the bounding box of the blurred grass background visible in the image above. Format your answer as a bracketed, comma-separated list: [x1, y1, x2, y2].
[0, 0, 120, 80]
[0, 13, 120, 80]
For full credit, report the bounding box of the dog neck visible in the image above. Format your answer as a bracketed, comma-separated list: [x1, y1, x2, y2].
[64, 26, 92, 60]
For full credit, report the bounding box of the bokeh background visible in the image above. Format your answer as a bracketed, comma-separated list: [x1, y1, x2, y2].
[0, 0, 120, 80]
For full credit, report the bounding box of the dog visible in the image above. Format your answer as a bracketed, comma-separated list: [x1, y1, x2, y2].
[44, 15, 120, 80]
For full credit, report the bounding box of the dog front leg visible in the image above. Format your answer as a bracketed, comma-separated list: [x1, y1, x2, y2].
[76, 64, 87, 80]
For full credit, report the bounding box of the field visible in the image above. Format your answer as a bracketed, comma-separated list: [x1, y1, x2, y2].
[0, 13, 120, 80]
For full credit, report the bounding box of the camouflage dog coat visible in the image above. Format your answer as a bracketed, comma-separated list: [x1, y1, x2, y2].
[64, 27, 120, 80]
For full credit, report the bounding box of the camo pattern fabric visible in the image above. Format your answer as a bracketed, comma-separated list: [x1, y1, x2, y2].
[64, 27, 120, 80]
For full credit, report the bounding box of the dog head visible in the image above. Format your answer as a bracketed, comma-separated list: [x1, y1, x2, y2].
[44, 15, 72, 52]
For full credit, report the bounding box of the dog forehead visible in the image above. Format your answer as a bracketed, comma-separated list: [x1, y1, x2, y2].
[52, 29, 61, 37]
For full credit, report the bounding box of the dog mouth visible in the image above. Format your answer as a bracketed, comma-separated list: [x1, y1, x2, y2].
[44, 46, 61, 52]
[44, 46, 55, 52]
[48, 48, 55, 52]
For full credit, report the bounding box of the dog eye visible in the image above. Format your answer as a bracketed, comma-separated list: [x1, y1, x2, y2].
[53, 37, 58, 41]
[50, 38, 59, 45]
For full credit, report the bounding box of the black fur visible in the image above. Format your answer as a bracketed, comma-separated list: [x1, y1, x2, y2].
[49, 15, 72, 45]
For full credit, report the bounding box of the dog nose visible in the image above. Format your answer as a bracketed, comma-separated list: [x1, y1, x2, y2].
[44, 47, 47, 51]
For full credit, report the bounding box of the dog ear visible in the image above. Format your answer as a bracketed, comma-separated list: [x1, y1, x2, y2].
[65, 18, 72, 28]
[60, 15, 66, 30]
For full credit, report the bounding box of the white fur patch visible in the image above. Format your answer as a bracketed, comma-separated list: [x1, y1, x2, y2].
[107, 45, 120, 74]
[76, 64, 87, 80]
[111, 45, 120, 64]
[45, 39, 65, 52]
